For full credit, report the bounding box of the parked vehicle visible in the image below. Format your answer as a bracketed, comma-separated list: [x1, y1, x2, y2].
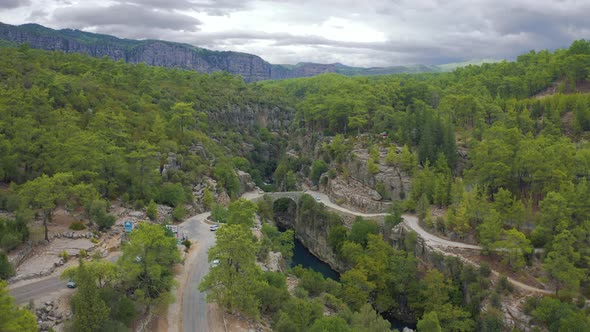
[66, 279, 77, 288]
[210, 225, 219, 231]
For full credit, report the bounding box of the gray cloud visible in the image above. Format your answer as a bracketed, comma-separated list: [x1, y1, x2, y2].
[118, 0, 252, 15]
[52, 3, 201, 31]
[0, 0, 30, 8]
[3, 0, 590, 66]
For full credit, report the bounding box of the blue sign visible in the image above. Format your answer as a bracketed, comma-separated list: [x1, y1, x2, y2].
[124, 221, 134, 233]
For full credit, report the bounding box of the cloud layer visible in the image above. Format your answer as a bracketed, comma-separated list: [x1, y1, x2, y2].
[1, 0, 588, 66]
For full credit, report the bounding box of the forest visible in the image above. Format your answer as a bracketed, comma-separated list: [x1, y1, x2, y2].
[0, 39, 589, 331]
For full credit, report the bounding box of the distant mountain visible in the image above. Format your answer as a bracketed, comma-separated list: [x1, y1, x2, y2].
[0, 22, 498, 82]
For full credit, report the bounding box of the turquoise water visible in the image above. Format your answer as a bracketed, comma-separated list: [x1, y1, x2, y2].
[290, 238, 340, 281]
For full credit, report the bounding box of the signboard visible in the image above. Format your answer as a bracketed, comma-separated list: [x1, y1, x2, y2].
[124, 221, 134, 233]
[166, 225, 178, 234]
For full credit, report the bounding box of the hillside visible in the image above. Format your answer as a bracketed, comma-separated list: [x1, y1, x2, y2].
[0, 22, 493, 82]
[0, 39, 589, 332]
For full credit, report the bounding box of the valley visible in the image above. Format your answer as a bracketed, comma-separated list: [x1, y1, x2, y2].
[0, 36, 589, 332]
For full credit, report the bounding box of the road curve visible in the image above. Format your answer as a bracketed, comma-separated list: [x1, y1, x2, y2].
[305, 191, 552, 294]
[178, 189, 550, 330]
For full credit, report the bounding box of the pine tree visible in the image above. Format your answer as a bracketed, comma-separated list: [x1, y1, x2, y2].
[70, 259, 110, 332]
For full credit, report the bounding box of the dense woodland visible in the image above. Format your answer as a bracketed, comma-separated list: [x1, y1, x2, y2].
[0, 40, 589, 331]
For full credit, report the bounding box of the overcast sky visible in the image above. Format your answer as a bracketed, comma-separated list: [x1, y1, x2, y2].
[1, 0, 589, 67]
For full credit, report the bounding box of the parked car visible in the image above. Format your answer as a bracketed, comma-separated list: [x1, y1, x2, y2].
[66, 279, 77, 288]
[211, 259, 220, 267]
[315, 196, 321, 201]
[210, 225, 219, 231]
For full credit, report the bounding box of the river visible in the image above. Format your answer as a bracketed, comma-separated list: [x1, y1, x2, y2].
[290, 237, 413, 331]
[290, 238, 340, 281]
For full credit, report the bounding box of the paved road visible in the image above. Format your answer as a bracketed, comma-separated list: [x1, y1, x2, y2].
[180, 212, 217, 332]
[9, 276, 71, 305]
[9, 252, 121, 305]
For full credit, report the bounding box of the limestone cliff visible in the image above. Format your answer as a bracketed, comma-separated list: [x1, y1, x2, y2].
[0, 22, 450, 82]
[0, 23, 271, 82]
[321, 146, 412, 213]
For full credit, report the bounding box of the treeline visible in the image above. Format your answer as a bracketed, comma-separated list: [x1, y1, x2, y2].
[0, 45, 286, 273]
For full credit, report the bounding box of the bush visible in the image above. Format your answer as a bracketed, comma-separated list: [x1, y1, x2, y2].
[69, 221, 87, 231]
[78, 249, 87, 258]
[0, 234, 20, 252]
[86, 200, 116, 231]
[496, 276, 514, 294]
[172, 206, 187, 221]
[146, 200, 158, 221]
[0, 252, 15, 280]
[60, 250, 69, 261]
[182, 239, 191, 250]
[479, 262, 492, 277]
[158, 183, 186, 207]
[0, 218, 29, 252]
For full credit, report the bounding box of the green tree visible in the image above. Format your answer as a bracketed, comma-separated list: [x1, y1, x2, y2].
[311, 159, 328, 183]
[199, 224, 265, 318]
[417, 311, 442, 332]
[18, 172, 74, 241]
[341, 268, 375, 311]
[227, 198, 258, 227]
[210, 203, 229, 223]
[0, 280, 37, 332]
[70, 259, 110, 332]
[202, 188, 214, 210]
[350, 303, 392, 332]
[496, 229, 532, 270]
[309, 316, 352, 332]
[348, 218, 378, 247]
[146, 199, 158, 221]
[544, 231, 584, 296]
[118, 223, 180, 305]
[0, 252, 15, 280]
[85, 199, 116, 230]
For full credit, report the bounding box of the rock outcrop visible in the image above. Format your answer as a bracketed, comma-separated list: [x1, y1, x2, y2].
[0, 23, 271, 82]
[35, 300, 70, 332]
[206, 104, 293, 133]
[321, 146, 412, 213]
[0, 23, 446, 82]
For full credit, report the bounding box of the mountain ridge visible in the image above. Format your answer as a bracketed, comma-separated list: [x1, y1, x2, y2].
[0, 22, 497, 82]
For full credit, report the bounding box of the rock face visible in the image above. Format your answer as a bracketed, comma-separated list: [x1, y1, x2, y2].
[0, 23, 271, 82]
[270, 62, 338, 80]
[0, 23, 445, 82]
[206, 104, 293, 132]
[321, 147, 412, 213]
[274, 201, 347, 273]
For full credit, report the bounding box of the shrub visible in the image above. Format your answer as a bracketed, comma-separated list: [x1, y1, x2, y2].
[0, 218, 29, 252]
[0, 252, 15, 280]
[60, 250, 69, 261]
[146, 200, 158, 221]
[172, 206, 187, 221]
[182, 239, 191, 250]
[496, 276, 514, 294]
[86, 200, 116, 230]
[159, 183, 186, 207]
[69, 221, 87, 231]
[78, 249, 87, 258]
[0, 234, 20, 252]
